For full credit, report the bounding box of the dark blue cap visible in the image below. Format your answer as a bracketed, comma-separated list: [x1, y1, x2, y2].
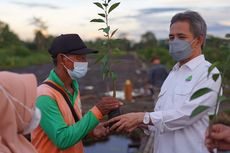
[49, 34, 98, 58]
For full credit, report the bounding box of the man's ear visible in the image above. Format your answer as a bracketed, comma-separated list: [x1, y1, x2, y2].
[56, 54, 64, 66]
[196, 35, 204, 48]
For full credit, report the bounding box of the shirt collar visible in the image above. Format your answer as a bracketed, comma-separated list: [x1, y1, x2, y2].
[172, 63, 180, 71]
[172, 55, 205, 71]
[48, 69, 79, 91]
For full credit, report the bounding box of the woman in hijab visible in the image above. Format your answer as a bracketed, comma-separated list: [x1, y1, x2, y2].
[0, 71, 41, 153]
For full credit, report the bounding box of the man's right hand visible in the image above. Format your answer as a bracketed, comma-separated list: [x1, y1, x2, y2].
[95, 97, 123, 116]
[205, 124, 230, 151]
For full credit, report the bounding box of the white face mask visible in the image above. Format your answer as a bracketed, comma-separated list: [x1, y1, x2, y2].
[0, 85, 41, 134]
[23, 107, 41, 134]
[63, 55, 88, 80]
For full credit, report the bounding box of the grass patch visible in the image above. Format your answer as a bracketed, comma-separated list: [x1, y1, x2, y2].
[0, 50, 51, 69]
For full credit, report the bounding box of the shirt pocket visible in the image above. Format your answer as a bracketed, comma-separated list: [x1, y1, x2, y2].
[173, 84, 193, 107]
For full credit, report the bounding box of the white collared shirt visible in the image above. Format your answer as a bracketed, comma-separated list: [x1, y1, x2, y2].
[148, 55, 221, 153]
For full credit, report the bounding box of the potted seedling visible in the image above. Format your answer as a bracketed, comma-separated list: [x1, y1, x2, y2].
[91, 0, 121, 119]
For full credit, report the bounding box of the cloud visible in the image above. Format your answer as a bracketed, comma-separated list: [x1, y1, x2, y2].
[115, 6, 230, 39]
[208, 23, 230, 32]
[140, 7, 188, 15]
[11, 1, 61, 9]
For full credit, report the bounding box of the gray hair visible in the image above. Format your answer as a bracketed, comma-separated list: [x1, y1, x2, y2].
[170, 10, 207, 48]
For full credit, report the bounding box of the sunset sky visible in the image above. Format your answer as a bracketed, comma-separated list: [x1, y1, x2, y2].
[0, 0, 230, 41]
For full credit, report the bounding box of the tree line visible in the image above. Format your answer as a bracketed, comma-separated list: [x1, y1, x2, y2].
[0, 19, 229, 83]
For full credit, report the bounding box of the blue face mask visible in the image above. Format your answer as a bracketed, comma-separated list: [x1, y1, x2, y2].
[63, 55, 88, 80]
[169, 39, 195, 62]
[67, 62, 88, 80]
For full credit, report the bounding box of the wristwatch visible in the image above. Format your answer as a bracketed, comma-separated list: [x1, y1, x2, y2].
[143, 112, 150, 124]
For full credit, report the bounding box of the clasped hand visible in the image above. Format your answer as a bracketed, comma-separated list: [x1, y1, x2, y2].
[104, 112, 145, 133]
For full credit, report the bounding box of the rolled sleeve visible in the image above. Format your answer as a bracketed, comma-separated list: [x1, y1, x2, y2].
[91, 106, 103, 121]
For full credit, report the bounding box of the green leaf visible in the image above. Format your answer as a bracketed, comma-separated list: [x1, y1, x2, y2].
[102, 68, 110, 80]
[98, 13, 106, 18]
[102, 72, 108, 80]
[224, 109, 230, 113]
[111, 72, 117, 81]
[103, 26, 110, 35]
[212, 73, 220, 82]
[208, 62, 219, 77]
[108, 2, 120, 13]
[102, 41, 107, 45]
[103, 3, 108, 7]
[95, 54, 106, 64]
[190, 105, 209, 118]
[218, 95, 228, 103]
[209, 114, 214, 120]
[185, 75, 192, 81]
[93, 2, 104, 10]
[102, 54, 108, 65]
[108, 0, 112, 3]
[111, 28, 118, 38]
[190, 88, 213, 101]
[90, 19, 105, 23]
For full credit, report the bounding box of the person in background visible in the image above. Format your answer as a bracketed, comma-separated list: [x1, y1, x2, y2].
[147, 56, 168, 102]
[106, 10, 221, 153]
[0, 71, 40, 153]
[205, 124, 230, 152]
[32, 34, 122, 153]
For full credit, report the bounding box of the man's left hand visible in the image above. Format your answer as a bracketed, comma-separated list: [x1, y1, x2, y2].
[92, 122, 110, 140]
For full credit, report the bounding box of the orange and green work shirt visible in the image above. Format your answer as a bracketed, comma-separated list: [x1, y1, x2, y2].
[32, 69, 102, 153]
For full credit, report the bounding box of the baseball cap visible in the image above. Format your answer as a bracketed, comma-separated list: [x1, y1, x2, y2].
[48, 34, 98, 58]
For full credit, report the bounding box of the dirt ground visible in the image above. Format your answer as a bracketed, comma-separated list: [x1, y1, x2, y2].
[5, 54, 155, 114]
[3, 54, 230, 114]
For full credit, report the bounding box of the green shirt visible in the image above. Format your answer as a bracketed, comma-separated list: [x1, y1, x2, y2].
[36, 70, 99, 149]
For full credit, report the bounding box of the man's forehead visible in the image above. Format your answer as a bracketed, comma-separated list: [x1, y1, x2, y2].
[169, 21, 191, 34]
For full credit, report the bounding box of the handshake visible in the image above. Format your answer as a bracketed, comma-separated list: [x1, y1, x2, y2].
[92, 97, 145, 139]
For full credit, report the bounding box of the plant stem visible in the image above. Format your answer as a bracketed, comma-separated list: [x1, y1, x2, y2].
[104, 1, 116, 98]
[213, 52, 230, 117]
[208, 49, 230, 153]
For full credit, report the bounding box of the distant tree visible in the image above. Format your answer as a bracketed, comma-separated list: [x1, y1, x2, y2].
[30, 17, 48, 35]
[140, 31, 157, 47]
[34, 31, 47, 51]
[204, 35, 230, 82]
[133, 31, 158, 51]
[226, 33, 230, 39]
[30, 17, 50, 51]
[0, 20, 21, 48]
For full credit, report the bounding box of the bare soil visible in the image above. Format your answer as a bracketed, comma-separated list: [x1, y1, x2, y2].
[4, 54, 230, 114]
[5, 54, 154, 114]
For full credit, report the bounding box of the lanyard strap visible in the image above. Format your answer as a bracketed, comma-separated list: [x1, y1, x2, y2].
[43, 81, 79, 122]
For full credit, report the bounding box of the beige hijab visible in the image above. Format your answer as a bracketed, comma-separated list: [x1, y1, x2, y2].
[0, 71, 37, 153]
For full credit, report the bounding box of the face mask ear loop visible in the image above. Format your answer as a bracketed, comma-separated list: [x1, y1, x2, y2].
[61, 54, 75, 71]
[61, 54, 74, 63]
[0, 85, 34, 126]
[190, 38, 197, 45]
[62, 62, 68, 70]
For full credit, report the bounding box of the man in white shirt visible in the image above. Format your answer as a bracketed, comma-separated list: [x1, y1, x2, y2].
[106, 10, 221, 153]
